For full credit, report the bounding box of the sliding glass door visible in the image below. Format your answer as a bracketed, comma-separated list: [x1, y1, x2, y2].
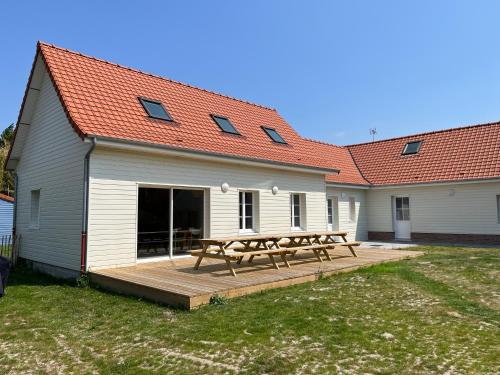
[137, 187, 204, 259]
[172, 189, 204, 256]
[137, 188, 171, 258]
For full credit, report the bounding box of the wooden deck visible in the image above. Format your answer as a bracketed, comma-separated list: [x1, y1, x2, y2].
[90, 247, 423, 309]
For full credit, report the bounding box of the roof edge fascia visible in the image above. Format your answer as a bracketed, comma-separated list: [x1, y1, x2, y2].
[86, 136, 340, 176]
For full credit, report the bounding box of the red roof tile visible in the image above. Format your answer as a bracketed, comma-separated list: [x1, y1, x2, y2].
[347, 122, 500, 185]
[38, 42, 339, 173]
[303, 139, 369, 185]
[0, 193, 14, 203]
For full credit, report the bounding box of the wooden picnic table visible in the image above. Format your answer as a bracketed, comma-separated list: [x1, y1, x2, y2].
[193, 231, 359, 276]
[193, 234, 291, 276]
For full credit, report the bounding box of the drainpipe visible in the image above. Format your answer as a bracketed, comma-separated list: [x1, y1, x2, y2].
[81, 137, 96, 274]
[12, 174, 18, 238]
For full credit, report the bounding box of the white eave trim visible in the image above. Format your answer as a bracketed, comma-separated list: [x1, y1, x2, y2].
[370, 177, 500, 189]
[326, 183, 370, 190]
[86, 136, 340, 175]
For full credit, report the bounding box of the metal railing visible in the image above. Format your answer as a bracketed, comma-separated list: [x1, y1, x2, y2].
[0, 234, 19, 267]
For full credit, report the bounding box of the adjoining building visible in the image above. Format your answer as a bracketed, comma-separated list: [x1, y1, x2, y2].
[0, 193, 14, 238]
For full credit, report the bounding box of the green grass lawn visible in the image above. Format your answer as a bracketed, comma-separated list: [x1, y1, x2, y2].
[1, 246, 499, 374]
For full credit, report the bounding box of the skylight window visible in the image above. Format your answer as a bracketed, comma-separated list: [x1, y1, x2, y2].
[211, 115, 240, 135]
[139, 97, 173, 121]
[402, 141, 422, 155]
[262, 126, 287, 144]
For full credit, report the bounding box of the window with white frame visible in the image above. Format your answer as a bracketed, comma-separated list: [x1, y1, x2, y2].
[30, 189, 40, 228]
[239, 191, 255, 232]
[497, 195, 500, 224]
[349, 197, 356, 222]
[327, 199, 333, 226]
[291, 193, 303, 230]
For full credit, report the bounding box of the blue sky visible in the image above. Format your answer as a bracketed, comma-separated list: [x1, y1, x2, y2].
[1, 1, 500, 145]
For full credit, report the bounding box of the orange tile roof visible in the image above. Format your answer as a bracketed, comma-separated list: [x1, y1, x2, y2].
[11, 42, 500, 187]
[0, 193, 14, 203]
[38, 42, 339, 173]
[303, 139, 369, 185]
[347, 122, 500, 185]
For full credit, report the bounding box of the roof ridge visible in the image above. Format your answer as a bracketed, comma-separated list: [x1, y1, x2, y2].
[347, 120, 500, 147]
[303, 137, 347, 149]
[37, 41, 276, 112]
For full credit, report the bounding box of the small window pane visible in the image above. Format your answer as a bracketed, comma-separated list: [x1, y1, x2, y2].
[30, 189, 40, 227]
[396, 209, 403, 221]
[402, 197, 410, 209]
[211, 115, 240, 135]
[294, 215, 301, 227]
[293, 194, 300, 206]
[402, 141, 422, 155]
[497, 195, 500, 223]
[349, 197, 356, 222]
[291, 194, 301, 228]
[245, 192, 253, 204]
[245, 217, 253, 229]
[327, 200, 333, 224]
[262, 126, 287, 144]
[139, 98, 172, 121]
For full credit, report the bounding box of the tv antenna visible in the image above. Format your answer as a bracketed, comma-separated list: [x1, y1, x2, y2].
[369, 128, 377, 142]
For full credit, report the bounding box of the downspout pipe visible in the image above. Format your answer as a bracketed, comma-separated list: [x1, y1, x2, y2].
[81, 137, 96, 274]
[12, 174, 18, 238]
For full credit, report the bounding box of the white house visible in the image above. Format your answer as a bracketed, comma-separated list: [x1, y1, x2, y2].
[6, 43, 500, 278]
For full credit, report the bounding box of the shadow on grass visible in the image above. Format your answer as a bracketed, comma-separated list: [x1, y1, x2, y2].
[6, 264, 76, 287]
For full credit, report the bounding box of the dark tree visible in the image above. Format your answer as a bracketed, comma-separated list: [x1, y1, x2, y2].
[0, 124, 15, 196]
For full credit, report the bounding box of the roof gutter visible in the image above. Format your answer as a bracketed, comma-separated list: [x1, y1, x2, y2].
[369, 177, 500, 189]
[326, 182, 371, 189]
[85, 135, 339, 175]
[81, 137, 96, 274]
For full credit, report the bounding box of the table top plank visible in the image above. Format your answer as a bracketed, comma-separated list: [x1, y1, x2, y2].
[200, 231, 348, 244]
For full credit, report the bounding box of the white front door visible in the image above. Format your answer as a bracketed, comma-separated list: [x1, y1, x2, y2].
[393, 196, 411, 240]
[327, 197, 339, 231]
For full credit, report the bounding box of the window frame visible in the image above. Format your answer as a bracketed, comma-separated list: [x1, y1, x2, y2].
[261, 126, 287, 144]
[30, 189, 41, 229]
[138, 97, 174, 121]
[395, 197, 410, 221]
[290, 193, 303, 231]
[497, 195, 500, 224]
[211, 114, 241, 135]
[349, 196, 356, 222]
[402, 140, 422, 155]
[327, 199, 333, 226]
[239, 191, 256, 233]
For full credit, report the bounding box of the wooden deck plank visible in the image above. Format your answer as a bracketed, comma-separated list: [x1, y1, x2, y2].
[90, 248, 423, 309]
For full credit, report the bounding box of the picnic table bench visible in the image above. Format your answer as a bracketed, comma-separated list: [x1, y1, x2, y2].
[192, 234, 293, 276]
[192, 231, 361, 276]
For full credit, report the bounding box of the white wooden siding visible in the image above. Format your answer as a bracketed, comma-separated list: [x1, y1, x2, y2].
[326, 187, 368, 241]
[87, 148, 327, 269]
[14, 63, 89, 271]
[367, 182, 500, 235]
[0, 200, 14, 237]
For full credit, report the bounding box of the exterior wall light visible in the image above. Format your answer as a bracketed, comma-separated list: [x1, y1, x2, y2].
[272, 186, 279, 195]
[221, 182, 230, 193]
